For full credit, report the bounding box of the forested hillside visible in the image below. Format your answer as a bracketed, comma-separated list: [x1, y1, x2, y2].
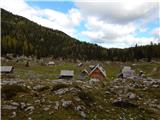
[1, 8, 160, 61]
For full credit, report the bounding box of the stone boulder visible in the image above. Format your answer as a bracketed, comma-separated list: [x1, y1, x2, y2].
[112, 97, 137, 108]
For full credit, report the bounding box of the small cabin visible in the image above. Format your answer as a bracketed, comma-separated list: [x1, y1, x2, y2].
[1, 66, 14, 73]
[59, 70, 74, 79]
[80, 69, 88, 79]
[89, 64, 106, 80]
[78, 63, 83, 67]
[47, 61, 55, 66]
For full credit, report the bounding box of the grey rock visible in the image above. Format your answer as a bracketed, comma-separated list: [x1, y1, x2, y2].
[34, 100, 41, 104]
[127, 92, 136, 99]
[54, 88, 69, 95]
[43, 107, 50, 111]
[33, 85, 47, 91]
[54, 101, 59, 110]
[152, 85, 159, 88]
[88, 79, 100, 85]
[11, 102, 19, 106]
[54, 87, 80, 95]
[20, 102, 26, 109]
[75, 105, 83, 111]
[2, 105, 17, 110]
[61, 99, 72, 108]
[27, 86, 31, 89]
[25, 106, 35, 112]
[105, 91, 110, 94]
[1, 79, 21, 85]
[80, 111, 87, 118]
[122, 66, 135, 78]
[74, 97, 81, 102]
[98, 105, 103, 110]
[11, 112, 16, 118]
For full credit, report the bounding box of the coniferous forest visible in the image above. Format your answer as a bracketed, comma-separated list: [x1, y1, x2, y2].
[1, 8, 160, 62]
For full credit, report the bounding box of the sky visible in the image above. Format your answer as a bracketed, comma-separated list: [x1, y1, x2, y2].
[1, 0, 160, 48]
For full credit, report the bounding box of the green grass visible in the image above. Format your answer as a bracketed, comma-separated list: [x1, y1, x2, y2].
[1, 60, 160, 81]
[132, 62, 160, 78]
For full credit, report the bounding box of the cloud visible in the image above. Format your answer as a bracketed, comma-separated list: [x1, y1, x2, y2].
[75, 1, 159, 48]
[1, 0, 159, 48]
[81, 16, 136, 42]
[99, 35, 159, 48]
[1, 0, 82, 37]
[75, 1, 159, 24]
[152, 27, 160, 37]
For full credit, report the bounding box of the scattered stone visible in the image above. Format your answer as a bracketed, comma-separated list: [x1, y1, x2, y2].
[75, 105, 84, 112]
[54, 87, 80, 95]
[54, 101, 60, 110]
[122, 66, 134, 78]
[34, 100, 41, 104]
[93, 114, 97, 119]
[2, 105, 17, 110]
[127, 92, 137, 99]
[41, 98, 46, 103]
[98, 105, 103, 110]
[33, 85, 49, 92]
[27, 86, 31, 89]
[11, 112, 16, 118]
[88, 79, 100, 85]
[112, 97, 137, 108]
[25, 106, 35, 112]
[11, 102, 19, 106]
[153, 67, 157, 72]
[20, 102, 26, 109]
[132, 64, 137, 66]
[80, 111, 87, 118]
[139, 70, 144, 77]
[75, 105, 87, 118]
[43, 107, 50, 111]
[74, 97, 81, 102]
[61, 99, 72, 108]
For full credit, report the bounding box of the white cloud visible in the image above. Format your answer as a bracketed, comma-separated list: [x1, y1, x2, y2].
[152, 27, 160, 37]
[1, 0, 159, 48]
[75, 1, 159, 48]
[81, 17, 136, 42]
[75, 1, 159, 24]
[1, 0, 82, 37]
[99, 35, 159, 48]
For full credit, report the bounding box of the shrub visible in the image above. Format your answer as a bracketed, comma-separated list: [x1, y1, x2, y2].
[37, 86, 50, 92]
[1, 84, 29, 100]
[78, 90, 95, 106]
[51, 83, 69, 91]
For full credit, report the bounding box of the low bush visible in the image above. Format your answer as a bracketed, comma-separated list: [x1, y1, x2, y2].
[51, 83, 69, 91]
[1, 84, 29, 100]
[37, 86, 50, 92]
[78, 90, 95, 106]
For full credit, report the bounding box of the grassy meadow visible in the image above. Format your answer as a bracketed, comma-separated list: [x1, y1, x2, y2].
[1, 58, 160, 120]
[1, 59, 160, 80]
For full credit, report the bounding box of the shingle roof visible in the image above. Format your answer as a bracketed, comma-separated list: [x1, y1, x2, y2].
[60, 70, 74, 76]
[48, 61, 55, 65]
[89, 64, 106, 77]
[1, 66, 13, 73]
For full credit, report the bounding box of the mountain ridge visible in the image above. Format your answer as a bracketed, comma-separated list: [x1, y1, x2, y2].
[1, 8, 160, 61]
[1, 8, 108, 60]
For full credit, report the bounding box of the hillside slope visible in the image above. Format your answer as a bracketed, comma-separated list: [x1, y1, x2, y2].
[1, 8, 107, 60]
[1, 8, 160, 61]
